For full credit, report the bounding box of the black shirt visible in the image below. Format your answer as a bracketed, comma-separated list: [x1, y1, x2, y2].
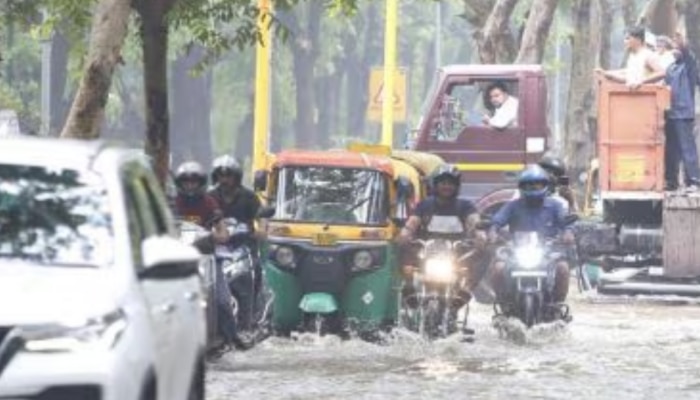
[208, 186, 261, 226]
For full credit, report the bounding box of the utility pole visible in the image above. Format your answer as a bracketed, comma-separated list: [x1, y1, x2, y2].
[435, 2, 441, 68]
[381, 0, 398, 147]
[253, 0, 272, 173]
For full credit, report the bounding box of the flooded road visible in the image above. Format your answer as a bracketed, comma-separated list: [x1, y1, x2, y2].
[206, 290, 700, 399]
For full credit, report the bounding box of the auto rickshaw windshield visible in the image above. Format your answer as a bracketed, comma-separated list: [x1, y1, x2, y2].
[273, 166, 390, 226]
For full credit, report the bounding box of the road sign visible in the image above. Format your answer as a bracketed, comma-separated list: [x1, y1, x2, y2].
[367, 67, 407, 122]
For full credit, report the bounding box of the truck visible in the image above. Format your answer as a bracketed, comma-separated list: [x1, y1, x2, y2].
[406, 64, 550, 215]
[577, 79, 700, 296]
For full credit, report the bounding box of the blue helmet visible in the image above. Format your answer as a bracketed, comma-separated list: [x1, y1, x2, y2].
[518, 164, 550, 199]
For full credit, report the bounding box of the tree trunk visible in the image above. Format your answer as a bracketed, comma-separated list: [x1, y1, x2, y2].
[474, 0, 520, 63]
[565, 0, 600, 178]
[60, 0, 131, 139]
[684, 1, 700, 69]
[286, 2, 323, 149]
[515, 0, 559, 64]
[620, 0, 638, 30]
[643, 0, 677, 35]
[171, 45, 213, 168]
[134, 0, 176, 186]
[49, 30, 70, 137]
[345, 3, 380, 140]
[597, 0, 612, 69]
[462, 0, 498, 28]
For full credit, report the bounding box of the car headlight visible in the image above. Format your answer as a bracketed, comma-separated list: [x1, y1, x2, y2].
[20, 309, 127, 353]
[515, 247, 544, 269]
[352, 250, 373, 271]
[424, 258, 454, 283]
[274, 246, 295, 267]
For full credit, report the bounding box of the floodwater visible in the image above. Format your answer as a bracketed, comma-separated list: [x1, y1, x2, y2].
[206, 289, 700, 400]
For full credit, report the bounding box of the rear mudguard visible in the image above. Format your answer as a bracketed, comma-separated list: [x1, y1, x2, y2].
[299, 293, 339, 314]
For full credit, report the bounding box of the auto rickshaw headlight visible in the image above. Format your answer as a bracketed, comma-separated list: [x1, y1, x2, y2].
[352, 250, 374, 271]
[275, 246, 295, 267]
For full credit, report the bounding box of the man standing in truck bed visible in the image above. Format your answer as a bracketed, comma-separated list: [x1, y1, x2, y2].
[597, 26, 665, 89]
[662, 32, 700, 191]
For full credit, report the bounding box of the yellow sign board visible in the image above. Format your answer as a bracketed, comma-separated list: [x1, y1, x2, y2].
[367, 67, 407, 122]
[614, 155, 646, 183]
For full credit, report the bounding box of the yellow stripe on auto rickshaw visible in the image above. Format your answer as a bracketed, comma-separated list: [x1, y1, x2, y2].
[455, 163, 525, 172]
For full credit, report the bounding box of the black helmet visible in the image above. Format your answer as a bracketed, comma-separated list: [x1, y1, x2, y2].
[538, 153, 567, 177]
[431, 164, 461, 188]
[175, 161, 207, 196]
[211, 155, 243, 183]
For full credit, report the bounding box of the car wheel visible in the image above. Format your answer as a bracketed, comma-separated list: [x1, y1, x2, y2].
[188, 357, 206, 400]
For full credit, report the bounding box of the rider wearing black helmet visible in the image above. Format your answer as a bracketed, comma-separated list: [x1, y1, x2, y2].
[537, 153, 577, 212]
[208, 155, 261, 229]
[398, 164, 487, 309]
[487, 164, 575, 307]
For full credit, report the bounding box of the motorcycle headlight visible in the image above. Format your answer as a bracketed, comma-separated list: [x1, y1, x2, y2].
[424, 258, 454, 283]
[20, 309, 127, 353]
[515, 247, 544, 269]
[274, 246, 295, 267]
[352, 250, 373, 271]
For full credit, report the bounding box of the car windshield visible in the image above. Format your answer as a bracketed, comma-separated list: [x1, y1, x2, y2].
[0, 163, 113, 266]
[273, 166, 389, 226]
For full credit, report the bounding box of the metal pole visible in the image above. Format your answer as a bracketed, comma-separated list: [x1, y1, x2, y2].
[253, 0, 271, 173]
[381, 0, 398, 147]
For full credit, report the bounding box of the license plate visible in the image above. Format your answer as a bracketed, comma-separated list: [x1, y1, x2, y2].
[312, 232, 338, 246]
[512, 271, 547, 278]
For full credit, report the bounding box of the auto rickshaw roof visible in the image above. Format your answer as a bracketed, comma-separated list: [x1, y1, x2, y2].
[272, 149, 394, 175]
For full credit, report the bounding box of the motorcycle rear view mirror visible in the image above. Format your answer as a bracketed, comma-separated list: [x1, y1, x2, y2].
[395, 176, 414, 201]
[257, 206, 276, 219]
[253, 170, 268, 192]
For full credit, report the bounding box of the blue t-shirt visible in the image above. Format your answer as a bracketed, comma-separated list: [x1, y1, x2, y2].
[491, 197, 571, 238]
[665, 47, 699, 120]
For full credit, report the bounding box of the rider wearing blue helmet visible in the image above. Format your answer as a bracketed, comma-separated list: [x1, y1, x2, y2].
[487, 164, 576, 305]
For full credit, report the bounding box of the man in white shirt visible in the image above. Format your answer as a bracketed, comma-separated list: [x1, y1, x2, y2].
[482, 81, 519, 129]
[596, 26, 664, 89]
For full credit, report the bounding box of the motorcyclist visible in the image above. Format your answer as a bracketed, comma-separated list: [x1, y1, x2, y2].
[398, 164, 488, 310]
[208, 155, 262, 332]
[487, 165, 576, 310]
[173, 161, 244, 353]
[537, 153, 578, 213]
[208, 155, 261, 230]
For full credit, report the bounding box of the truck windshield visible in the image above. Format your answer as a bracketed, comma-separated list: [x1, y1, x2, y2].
[416, 71, 442, 131]
[273, 166, 389, 226]
[0, 164, 113, 266]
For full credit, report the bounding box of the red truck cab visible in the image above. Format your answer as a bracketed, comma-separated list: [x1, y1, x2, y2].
[408, 65, 550, 214]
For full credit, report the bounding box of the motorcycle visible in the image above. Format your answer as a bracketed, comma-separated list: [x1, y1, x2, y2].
[216, 215, 275, 348]
[495, 230, 574, 328]
[401, 238, 478, 340]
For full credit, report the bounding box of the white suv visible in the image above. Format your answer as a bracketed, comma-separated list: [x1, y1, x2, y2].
[0, 138, 207, 400]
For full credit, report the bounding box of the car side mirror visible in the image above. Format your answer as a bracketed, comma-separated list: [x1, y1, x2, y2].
[257, 206, 276, 219]
[253, 170, 268, 192]
[139, 236, 201, 280]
